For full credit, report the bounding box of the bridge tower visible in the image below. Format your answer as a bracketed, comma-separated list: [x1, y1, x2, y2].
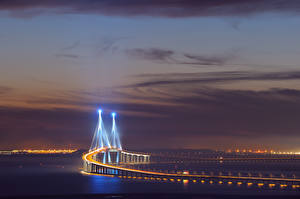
[109, 112, 122, 163]
[111, 112, 122, 150]
[89, 109, 111, 163]
[90, 109, 111, 151]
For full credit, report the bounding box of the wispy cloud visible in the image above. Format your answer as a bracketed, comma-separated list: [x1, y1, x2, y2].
[125, 48, 235, 66]
[1, 0, 300, 18]
[2, 69, 300, 149]
[94, 37, 130, 55]
[55, 40, 81, 59]
[2, 86, 300, 149]
[125, 48, 175, 63]
[129, 71, 300, 87]
[181, 53, 234, 66]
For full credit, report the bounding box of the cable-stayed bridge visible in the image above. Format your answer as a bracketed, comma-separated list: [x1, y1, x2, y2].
[87, 109, 150, 165]
[82, 110, 300, 189]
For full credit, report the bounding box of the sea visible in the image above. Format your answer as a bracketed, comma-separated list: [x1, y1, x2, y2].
[0, 152, 299, 197]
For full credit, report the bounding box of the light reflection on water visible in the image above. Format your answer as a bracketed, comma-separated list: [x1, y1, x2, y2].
[0, 156, 299, 196]
[89, 175, 122, 194]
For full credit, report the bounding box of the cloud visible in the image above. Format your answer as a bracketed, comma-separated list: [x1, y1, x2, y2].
[125, 48, 234, 66]
[129, 71, 300, 87]
[181, 53, 234, 66]
[94, 37, 130, 55]
[55, 41, 81, 60]
[2, 86, 300, 149]
[125, 48, 175, 62]
[2, 70, 300, 149]
[117, 87, 300, 148]
[1, 0, 300, 18]
[160, 87, 300, 138]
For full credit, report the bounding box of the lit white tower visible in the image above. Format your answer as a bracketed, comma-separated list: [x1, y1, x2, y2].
[90, 109, 111, 151]
[111, 112, 122, 150]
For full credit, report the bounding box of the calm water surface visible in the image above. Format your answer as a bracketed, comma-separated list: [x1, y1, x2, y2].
[0, 155, 299, 197]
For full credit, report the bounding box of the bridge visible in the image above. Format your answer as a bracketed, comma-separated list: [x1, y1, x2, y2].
[82, 109, 300, 189]
[85, 109, 150, 165]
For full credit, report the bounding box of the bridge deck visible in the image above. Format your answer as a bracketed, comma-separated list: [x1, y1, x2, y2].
[83, 149, 300, 183]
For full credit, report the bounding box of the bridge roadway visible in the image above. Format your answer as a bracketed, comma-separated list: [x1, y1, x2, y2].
[82, 149, 300, 187]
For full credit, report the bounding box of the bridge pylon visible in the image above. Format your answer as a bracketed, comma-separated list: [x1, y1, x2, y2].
[111, 112, 122, 150]
[89, 109, 111, 151]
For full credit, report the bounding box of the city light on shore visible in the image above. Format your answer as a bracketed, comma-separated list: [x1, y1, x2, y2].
[0, 149, 78, 155]
[226, 149, 300, 155]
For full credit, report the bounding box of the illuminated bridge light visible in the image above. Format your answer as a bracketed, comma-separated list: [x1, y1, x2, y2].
[258, 183, 264, 187]
[247, 182, 253, 187]
[292, 185, 300, 189]
[269, 184, 275, 188]
[280, 184, 288, 188]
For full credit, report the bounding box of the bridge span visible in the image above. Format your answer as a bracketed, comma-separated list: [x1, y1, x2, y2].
[82, 109, 300, 188]
[83, 148, 300, 187]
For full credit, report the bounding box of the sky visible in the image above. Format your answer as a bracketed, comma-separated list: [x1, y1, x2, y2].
[1, 0, 300, 151]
